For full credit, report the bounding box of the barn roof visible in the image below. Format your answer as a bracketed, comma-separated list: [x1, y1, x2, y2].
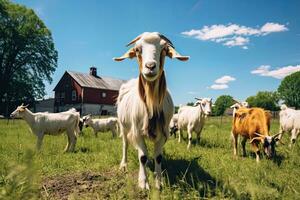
[56, 71, 126, 91]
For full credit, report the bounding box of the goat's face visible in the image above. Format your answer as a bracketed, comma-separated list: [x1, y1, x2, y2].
[263, 136, 277, 159]
[195, 98, 212, 116]
[230, 103, 242, 110]
[114, 32, 189, 82]
[250, 133, 280, 159]
[83, 115, 92, 127]
[10, 104, 28, 118]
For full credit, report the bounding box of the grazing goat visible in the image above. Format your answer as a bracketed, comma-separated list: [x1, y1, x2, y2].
[231, 107, 280, 162]
[77, 115, 91, 135]
[114, 32, 189, 189]
[84, 115, 118, 137]
[277, 104, 300, 146]
[169, 113, 178, 137]
[177, 98, 212, 149]
[10, 104, 80, 152]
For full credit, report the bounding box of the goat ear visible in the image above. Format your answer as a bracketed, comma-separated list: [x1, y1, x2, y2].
[166, 46, 189, 61]
[113, 47, 136, 61]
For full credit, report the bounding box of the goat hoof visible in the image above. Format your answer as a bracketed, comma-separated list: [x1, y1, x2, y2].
[139, 180, 150, 190]
[155, 179, 163, 190]
[119, 162, 128, 171]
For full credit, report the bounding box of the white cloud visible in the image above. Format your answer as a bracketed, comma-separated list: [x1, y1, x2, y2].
[224, 36, 249, 47]
[215, 75, 236, 84]
[210, 84, 228, 90]
[251, 65, 300, 79]
[260, 23, 288, 34]
[209, 75, 236, 90]
[182, 22, 288, 49]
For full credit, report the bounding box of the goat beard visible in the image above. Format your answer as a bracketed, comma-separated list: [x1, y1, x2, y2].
[138, 71, 167, 139]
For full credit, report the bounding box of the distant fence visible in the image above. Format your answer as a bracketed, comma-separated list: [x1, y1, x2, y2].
[207, 111, 280, 125]
[271, 111, 279, 119]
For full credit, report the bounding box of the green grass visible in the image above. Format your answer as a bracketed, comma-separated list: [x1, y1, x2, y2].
[0, 117, 299, 199]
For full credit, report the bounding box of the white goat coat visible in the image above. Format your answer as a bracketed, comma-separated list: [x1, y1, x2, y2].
[169, 113, 178, 128]
[86, 117, 118, 134]
[279, 107, 300, 133]
[27, 111, 79, 136]
[178, 105, 206, 136]
[117, 78, 174, 143]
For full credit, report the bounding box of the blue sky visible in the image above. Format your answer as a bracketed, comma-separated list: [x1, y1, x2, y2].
[13, 0, 300, 105]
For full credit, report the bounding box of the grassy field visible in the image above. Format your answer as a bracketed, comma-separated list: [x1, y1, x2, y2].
[0, 117, 300, 199]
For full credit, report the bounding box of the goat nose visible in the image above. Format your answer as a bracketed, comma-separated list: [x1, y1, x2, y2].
[145, 61, 156, 70]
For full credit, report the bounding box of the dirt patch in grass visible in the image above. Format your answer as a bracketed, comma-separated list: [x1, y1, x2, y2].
[40, 170, 148, 199]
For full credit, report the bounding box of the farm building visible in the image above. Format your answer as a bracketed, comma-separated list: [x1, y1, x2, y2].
[53, 67, 126, 115]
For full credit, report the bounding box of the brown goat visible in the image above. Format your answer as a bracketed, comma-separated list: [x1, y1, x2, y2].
[231, 107, 279, 162]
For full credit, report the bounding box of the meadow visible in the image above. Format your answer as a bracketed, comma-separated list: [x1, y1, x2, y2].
[0, 117, 299, 200]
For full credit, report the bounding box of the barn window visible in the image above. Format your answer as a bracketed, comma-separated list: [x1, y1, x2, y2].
[60, 92, 65, 99]
[102, 92, 107, 98]
[72, 90, 77, 101]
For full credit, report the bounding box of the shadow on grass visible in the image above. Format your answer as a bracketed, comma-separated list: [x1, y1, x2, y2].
[246, 151, 285, 166]
[74, 147, 91, 153]
[169, 135, 225, 149]
[272, 153, 284, 166]
[162, 156, 238, 199]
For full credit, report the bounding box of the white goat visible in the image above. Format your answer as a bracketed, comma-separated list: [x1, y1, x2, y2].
[278, 104, 300, 145]
[177, 98, 212, 149]
[84, 115, 118, 137]
[114, 32, 189, 189]
[10, 104, 80, 152]
[169, 113, 178, 137]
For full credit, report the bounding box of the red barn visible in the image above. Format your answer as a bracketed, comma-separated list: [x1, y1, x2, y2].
[53, 67, 126, 115]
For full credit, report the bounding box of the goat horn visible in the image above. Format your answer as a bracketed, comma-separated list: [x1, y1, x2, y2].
[254, 132, 266, 138]
[21, 103, 24, 106]
[195, 97, 202, 100]
[278, 139, 285, 145]
[249, 137, 263, 143]
[126, 34, 143, 47]
[24, 104, 29, 108]
[272, 133, 281, 138]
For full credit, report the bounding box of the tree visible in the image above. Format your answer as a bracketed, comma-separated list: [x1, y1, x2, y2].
[246, 91, 279, 111]
[186, 102, 194, 106]
[212, 95, 235, 116]
[278, 71, 300, 109]
[0, 0, 57, 116]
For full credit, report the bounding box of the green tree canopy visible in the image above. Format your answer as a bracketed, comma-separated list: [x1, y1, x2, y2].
[246, 91, 279, 111]
[278, 71, 300, 109]
[0, 0, 57, 115]
[212, 95, 235, 116]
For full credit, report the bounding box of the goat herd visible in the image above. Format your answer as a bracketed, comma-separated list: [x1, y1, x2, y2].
[9, 32, 300, 190]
